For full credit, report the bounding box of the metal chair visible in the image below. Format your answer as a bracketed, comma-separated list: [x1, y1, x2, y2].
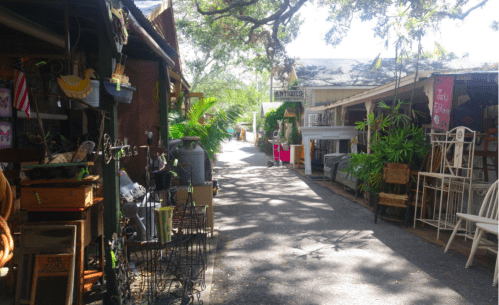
[444, 180, 498, 253]
[374, 163, 411, 226]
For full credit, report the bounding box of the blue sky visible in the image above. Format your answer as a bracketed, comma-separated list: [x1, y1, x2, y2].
[287, 1, 499, 63]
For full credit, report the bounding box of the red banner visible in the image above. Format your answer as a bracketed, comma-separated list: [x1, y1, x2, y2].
[432, 76, 454, 131]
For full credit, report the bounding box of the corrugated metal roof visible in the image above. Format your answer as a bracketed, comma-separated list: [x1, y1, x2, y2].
[295, 58, 496, 87]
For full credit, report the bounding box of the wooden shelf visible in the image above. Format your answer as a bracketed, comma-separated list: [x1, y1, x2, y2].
[20, 175, 100, 186]
[17, 111, 68, 120]
[22, 162, 94, 169]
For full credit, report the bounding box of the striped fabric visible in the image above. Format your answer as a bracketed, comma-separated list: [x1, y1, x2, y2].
[13, 58, 30, 119]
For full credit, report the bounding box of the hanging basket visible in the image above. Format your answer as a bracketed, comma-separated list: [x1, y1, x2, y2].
[103, 78, 136, 104]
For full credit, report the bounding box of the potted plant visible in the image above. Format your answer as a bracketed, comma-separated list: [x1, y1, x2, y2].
[343, 100, 429, 205]
[169, 97, 243, 160]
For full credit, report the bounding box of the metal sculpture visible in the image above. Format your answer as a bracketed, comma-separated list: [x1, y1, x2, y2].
[103, 133, 138, 164]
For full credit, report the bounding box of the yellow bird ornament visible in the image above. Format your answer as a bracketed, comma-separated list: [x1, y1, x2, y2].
[57, 68, 96, 99]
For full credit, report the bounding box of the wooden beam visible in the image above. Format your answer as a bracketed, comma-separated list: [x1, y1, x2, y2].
[169, 68, 181, 81]
[168, 68, 190, 91]
[187, 92, 203, 99]
[158, 60, 169, 148]
[17, 111, 68, 120]
[97, 4, 120, 302]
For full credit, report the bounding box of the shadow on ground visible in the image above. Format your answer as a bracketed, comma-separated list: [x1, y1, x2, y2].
[209, 141, 497, 305]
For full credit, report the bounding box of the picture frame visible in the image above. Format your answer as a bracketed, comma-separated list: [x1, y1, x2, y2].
[0, 87, 12, 118]
[31, 253, 76, 305]
[0, 121, 13, 149]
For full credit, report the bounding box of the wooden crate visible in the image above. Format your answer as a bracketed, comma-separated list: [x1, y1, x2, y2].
[176, 184, 214, 235]
[21, 185, 93, 210]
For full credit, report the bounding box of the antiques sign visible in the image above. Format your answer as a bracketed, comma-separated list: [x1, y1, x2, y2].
[432, 76, 454, 131]
[274, 90, 304, 102]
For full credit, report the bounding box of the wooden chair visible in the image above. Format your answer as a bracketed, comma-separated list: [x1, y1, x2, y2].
[444, 180, 498, 253]
[374, 163, 411, 226]
[466, 223, 498, 286]
[474, 128, 498, 182]
[409, 148, 443, 218]
[0, 148, 45, 184]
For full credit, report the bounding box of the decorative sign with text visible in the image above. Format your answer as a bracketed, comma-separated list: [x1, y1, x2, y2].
[273, 90, 304, 102]
[31, 253, 74, 305]
[432, 76, 454, 131]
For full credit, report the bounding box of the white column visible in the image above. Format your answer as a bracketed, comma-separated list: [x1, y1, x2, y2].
[341, 106, 348, 126]
[304, 137, 312, 175]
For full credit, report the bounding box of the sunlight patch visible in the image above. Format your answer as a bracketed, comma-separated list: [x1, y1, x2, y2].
[268, 199, 287, 206]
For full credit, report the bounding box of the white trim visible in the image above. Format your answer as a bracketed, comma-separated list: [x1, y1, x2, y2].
[302, 86, 377, 90]
[306, 71, 434, 111]
[299, 126, 358, 175]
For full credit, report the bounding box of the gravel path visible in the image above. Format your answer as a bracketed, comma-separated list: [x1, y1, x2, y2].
[209, 140, 497, 305]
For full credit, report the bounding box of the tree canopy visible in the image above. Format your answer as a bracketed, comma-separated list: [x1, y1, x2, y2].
[177, 0, 490, 83]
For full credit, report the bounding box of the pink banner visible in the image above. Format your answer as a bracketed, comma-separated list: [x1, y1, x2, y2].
[432, 76, 454, 131]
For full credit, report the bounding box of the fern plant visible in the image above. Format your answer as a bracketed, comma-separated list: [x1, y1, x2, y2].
[169, 97, 243, 160]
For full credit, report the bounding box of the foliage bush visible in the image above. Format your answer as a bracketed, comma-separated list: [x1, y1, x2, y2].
[264, 101, 302, 134]
[169, 97, 243, 160]
[343, 101, 429, 195]
[290, 122, 302, 145]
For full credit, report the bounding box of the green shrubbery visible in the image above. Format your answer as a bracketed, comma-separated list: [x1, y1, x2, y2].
[343, 101, 429, 195]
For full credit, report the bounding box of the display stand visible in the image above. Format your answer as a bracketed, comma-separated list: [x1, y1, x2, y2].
[414, 127, 476, 240]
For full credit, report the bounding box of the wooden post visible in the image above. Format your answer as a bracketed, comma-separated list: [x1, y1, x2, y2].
[99, 24, 120, 304]
[158, 61, 170, 148]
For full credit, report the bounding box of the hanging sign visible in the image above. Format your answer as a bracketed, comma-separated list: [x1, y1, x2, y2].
[273, 90, 304, 102]
[432, 76, 454, 131]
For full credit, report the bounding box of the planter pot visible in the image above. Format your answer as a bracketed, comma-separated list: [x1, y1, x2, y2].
[103, 78, 136, 104]
[152, 170, 172, 191]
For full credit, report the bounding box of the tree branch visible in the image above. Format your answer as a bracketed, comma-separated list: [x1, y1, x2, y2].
[438, 0, 488, 20]
[194, 0, 260, 16]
